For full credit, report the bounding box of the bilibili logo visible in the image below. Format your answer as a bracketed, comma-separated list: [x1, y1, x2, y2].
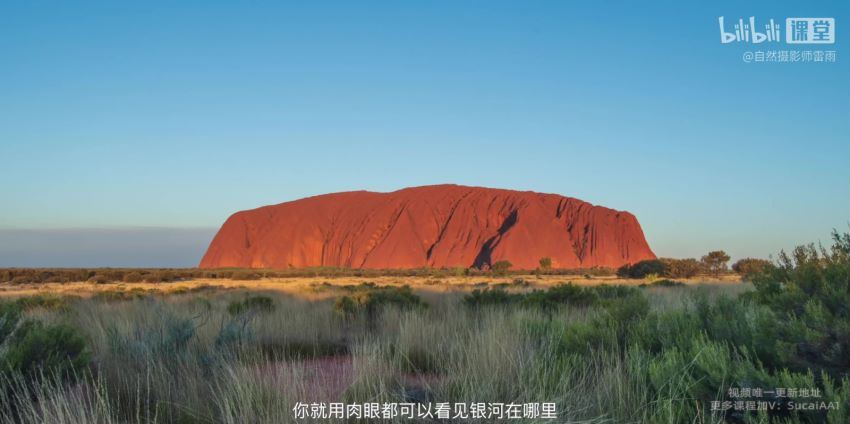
[719, 16, 835, 44]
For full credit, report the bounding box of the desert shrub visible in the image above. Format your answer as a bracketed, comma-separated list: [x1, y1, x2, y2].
[557, 293, 649, 354]
[13, 295, 76, 312]
[601, 294, 650, 337]
[617, 259, 666, 279]
[230, 271, 261, 281]
[744, 232, 850, 379]
[400, 345, 440, 374]
[227, 295, 275, 316]
[8, 276, 31, 285]
[0, 303, 22, 343]
[559, 320, 617, 355]
[591, 284, 642, 299]
[621, 233, 850, 422]
[92, 289, 148, 302]
[42, 275, 68, 283]
[524, 283, 597, 309]
[538, 257, 552, 271]
[340, 282, 377, 292]
[732, 257, 772, 281]
[260, 339, 348, 360]
[142, 271, 176, 283]
[142, 273, 161, 283]
[450, 267, 469, 277]
[97, 270, 125, 281]
[333, 296, 358, 320]
[122, 272, 143, 283]
[87, 275, 110, 284]
[643, 272, 660, 282]
[2, 320, 89, 381]
[659, 258, 701, 278]
[336, 286, 425, 328]
[649, 279, 684, 287]
[358, 286, 425, 315]
[463, 287, 520, 307]
[217, 296, 278, 349]
[511, 278, 530, 287]
[491, 260, 512, 276]
[464, 283, 640, 312]
[556, 288, 837, 422]
[108, 313, 200, 362]
[585, 266, 616, 276]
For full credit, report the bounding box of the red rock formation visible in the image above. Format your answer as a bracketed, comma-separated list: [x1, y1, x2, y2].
[199, 185, 655, 270]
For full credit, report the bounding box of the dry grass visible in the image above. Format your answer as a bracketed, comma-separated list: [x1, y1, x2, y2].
[4, 275, 840, 424]
[0, 273, 742, 300]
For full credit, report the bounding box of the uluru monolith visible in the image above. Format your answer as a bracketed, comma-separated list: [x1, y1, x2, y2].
[199, 184, 655, 270]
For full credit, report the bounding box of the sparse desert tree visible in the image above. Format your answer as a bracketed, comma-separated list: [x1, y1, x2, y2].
[491, 260, 512, 276]
[731, 258, 772, 281]
[659, 258, 701, 278]
[538, 257, 552, 271]
[701, 250, 731, 277]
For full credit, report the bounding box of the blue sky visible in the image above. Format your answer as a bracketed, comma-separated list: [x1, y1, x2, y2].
[1, 1, 848, 266]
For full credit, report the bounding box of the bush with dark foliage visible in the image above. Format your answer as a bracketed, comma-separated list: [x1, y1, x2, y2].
[617, 259, 667, 279]
[732, 257, 772, 281]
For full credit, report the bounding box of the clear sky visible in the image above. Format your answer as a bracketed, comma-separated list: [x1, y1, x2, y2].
[1, 1, 848, 267]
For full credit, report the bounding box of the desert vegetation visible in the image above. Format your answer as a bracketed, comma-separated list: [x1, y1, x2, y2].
[0, 235, 846, 423]
[0, 246, 760, 287]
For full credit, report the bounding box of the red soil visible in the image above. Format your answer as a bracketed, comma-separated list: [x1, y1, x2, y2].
[200, 184, 655, 270]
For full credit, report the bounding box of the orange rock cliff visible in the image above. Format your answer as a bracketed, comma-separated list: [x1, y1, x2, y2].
[199, 184, 656, 270]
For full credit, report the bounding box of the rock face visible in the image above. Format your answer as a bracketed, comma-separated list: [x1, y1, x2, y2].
[199, 185, 655, 270]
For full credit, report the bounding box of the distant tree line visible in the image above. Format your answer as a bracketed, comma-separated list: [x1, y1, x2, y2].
[616, 251, 769, 280]
[0, 251, 770, 284]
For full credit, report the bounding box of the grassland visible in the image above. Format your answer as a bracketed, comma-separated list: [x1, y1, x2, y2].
[0, 236, 846, 423]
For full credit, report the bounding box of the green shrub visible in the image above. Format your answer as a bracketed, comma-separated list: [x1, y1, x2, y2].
[336, 285, 426, 328]
[524, 283, 598, 309]
[591, 284, 642, 299]
[659, 258, 702, 278]
[491, 260, 512, 276]
[649, 279, 684, 287]
[463, 287, 520, 307]
[463, 283, 641, 312]
[227, 295, 275, 316]
[617, 259, 666, 279]
[259, 340, 348, 360]
[13, 295, 76, 312]
[358, 286, 425, 316]
[3, 320, 90, 380]
[745, 232, 850, 378]
[109, 313, 199, 360]
[333, 296, 358, 320]
[93, 289, 148, 302]
[732, 257, 772, 281]
[0, 303, 22, 343]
